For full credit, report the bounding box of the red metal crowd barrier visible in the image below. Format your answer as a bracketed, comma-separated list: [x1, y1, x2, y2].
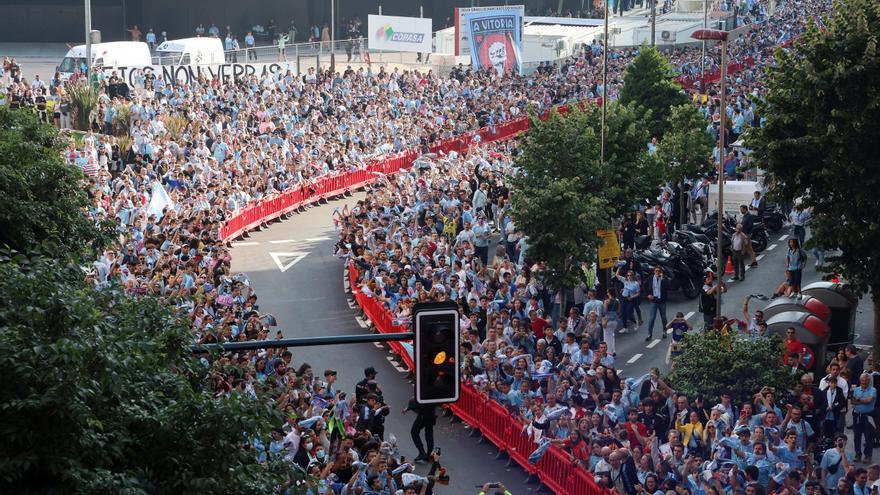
[479, 400, 511, 453]
[537, 446, 578, 494]
[502, 421, 539, 475]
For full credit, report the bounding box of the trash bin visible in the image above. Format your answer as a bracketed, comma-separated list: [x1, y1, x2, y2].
[765, 311, 830, 371]
[762, 295, 831, 323]
[800, 281, 858, 350]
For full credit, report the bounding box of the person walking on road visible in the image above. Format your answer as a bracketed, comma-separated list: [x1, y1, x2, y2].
[615, 268, 641, 334]
[645, 266, 669, 341]
[731, 223, 748, 281]
[403, 397, 436, 462]
[775, 238, 806, 297]
[739, 204, 758, 267]
[789, 205, 810, 247]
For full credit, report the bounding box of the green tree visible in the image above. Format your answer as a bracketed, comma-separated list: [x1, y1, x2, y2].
[510, 109, 612, 306]
[658, 104, 714, 225]
[667, 331, 797, 406]
[619, 46, 689, 140]
[511, 103, 661, 306]
[0, 251, 303, 494]
[747, 0, 880, 354]
[0, 107, 102, 254]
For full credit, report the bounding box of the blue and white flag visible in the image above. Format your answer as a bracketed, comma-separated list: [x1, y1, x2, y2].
[146, 181, 173, 219]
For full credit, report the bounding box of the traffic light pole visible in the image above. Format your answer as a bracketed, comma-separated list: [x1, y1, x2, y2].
[191, 332, 414, 353]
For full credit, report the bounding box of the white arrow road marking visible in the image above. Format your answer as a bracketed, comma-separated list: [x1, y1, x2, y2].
[269, 252, 309, 273]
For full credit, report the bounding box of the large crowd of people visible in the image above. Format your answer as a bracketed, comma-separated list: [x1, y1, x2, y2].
[1, 0, 869, 492]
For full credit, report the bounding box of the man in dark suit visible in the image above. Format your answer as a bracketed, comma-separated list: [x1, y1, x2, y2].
[646, 266, 670, 341]
[818, 376, 847, 439]
[356, 393, 390, 439]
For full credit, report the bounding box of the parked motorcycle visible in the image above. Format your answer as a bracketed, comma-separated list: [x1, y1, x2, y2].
[760, 205, 786, 233]
[613, 236, 705, 299]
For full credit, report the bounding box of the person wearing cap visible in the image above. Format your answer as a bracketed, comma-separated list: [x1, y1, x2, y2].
[355, 366, 379, 406]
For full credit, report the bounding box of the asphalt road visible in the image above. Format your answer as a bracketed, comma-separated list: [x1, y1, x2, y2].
[230, 193, 875, 492]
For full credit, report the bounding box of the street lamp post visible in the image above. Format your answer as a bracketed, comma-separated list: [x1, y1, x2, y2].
[601, 0, 609, 167]
[700, 0, 708, 93]
[85, 0, 92, 82]
[690, 28, 728, 328]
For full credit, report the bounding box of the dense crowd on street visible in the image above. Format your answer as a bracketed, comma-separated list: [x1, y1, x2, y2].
[0, 0, 858, 492]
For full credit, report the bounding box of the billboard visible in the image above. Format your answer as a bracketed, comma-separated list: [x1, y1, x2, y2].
[463, 8, 524, 76]
[455, 5, 524, 57]
[368, 14, 433, 53]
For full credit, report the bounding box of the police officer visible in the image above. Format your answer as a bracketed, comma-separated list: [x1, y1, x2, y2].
[403, 396, 437, 462]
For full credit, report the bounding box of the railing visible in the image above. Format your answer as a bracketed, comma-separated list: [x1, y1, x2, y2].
[219, 106, 604, 493]
[220, 116, 532, 242]
[348, 253, 615, 494]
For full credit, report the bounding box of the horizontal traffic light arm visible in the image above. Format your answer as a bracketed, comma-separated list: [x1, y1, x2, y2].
[191, 332, 415, 353]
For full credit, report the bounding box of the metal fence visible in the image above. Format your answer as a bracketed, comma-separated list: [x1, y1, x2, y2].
[221, 37, 435, 71]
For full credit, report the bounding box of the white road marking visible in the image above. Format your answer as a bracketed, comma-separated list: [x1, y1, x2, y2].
[757, 254, 765, 261]
[684, 312, 695, 320]
[778, 234, 789, 242]
[233, 241, 260, 246]
[767, 244, 777, 251]
[347, 300, 358, 309]
[355, 316, 369, 328]
[305, 236, 331, 242]
[727, 278, 737, 283]
[269, 251, 310, 272]
[627, 353, 643, 364]
[373, 342, 384, 349]
[646, 339, 662, 349]
[269, 239, 297, 244]
[386, 355, 408, 373]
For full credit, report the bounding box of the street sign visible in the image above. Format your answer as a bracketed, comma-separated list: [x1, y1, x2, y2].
[598, 229, 620, 269]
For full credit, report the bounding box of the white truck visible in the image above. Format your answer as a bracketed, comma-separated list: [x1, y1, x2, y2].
[57, 41, 151, 77]
[153, 37, 225, 66]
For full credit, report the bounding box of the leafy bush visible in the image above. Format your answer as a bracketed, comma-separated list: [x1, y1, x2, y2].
[65, 81, 99, 131]
[667, 331, 798, 405]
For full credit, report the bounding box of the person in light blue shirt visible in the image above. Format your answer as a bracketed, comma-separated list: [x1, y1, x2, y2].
[819, 435, 852, 491]
[615, 268, 641, 332]
[852, 373, 876, 462]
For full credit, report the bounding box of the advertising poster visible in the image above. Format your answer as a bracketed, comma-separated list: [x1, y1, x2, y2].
[455, 5, 524, 56]
[462, 8, 524, 76]
[368, 14, 433, 53]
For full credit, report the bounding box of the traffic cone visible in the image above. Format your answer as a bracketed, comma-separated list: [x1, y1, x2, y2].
[725, 257, 734, 275]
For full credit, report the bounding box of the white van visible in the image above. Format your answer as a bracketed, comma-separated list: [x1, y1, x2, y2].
[153, 37, 225, 66]
[57, 41, 151, 76]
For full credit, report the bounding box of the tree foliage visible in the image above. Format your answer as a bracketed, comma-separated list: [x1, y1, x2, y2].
[746, 0, 880, 352]
[511, 103, 661, 294]
[658, 103, 714, 182]
[0, 107, 102, 254]
[511, 109, 611, 293]
[619, 46, 690, 139]
[667, 331, 797, 406]
[0, 252, 301, 494]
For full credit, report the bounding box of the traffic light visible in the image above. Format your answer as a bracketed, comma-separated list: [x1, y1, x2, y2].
[414, 302, 459, 404]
